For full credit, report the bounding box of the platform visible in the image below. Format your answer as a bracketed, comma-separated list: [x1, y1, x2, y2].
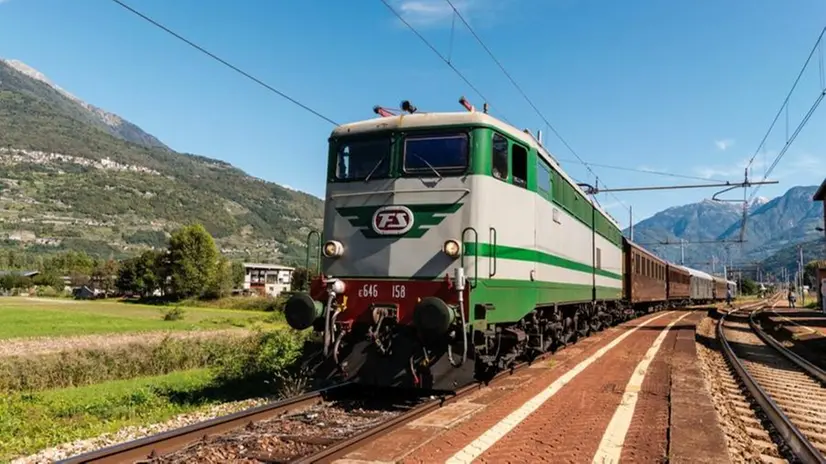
[332, 309, 730, 463]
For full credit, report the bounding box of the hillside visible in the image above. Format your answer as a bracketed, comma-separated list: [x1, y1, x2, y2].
[0, 58, 324, 263]
[628, 185, 822, 275]
[760, 238, 825, 279]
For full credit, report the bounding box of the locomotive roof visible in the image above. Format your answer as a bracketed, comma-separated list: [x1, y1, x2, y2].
[332, 111, 621, 229]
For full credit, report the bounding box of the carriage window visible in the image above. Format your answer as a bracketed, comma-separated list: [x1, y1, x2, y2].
[335, 138, 392, 181]
[635, 255, 641, 274]
[492, 133, 509, 181]
[403, 133, 469, 174]
[512, 144, 528, 188]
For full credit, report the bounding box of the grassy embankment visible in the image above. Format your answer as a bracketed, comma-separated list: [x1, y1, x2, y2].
[0, 296, 310, 461]
[0, 297, 280, 339]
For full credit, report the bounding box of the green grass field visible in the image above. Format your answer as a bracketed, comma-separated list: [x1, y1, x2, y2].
[0, 297, 278, 339]
[0, 368, 269, 461]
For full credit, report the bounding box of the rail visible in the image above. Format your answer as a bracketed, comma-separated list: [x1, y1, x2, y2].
[717, 300, 825, 464]
[59, 382, 351, 464]
[749, 309, 826, 386]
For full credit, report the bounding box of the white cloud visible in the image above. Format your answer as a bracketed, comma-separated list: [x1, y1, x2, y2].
[392, 0, 481, 27]
[714, 139, 735, 151]
[693, 151, 826, 182]
[693, 156, 768, 180]
[636, 164, 669, 173]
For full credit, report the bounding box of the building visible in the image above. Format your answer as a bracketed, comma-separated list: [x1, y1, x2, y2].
[0, 270, 40, 279]
[242, 263, 294, 297]
[816, 178, 826, 239]
[815, 178, 826, 310]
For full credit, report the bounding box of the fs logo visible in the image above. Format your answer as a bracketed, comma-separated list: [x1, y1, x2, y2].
[336, 202, 462, 239]
[371, 205, 414, 236]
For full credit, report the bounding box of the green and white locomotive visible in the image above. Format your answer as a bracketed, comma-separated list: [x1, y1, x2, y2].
[285, 98, 628, 391]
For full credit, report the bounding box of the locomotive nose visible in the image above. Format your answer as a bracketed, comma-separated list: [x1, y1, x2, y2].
[413, 296, 456, 336]
[284, 292, 323, 330]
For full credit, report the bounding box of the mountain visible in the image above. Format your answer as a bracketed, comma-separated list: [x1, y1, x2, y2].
[759, 238, 825, 280]
[1, 59, 169, 151]
[0, 58, 323, 263]
[628, 185, 822, 275]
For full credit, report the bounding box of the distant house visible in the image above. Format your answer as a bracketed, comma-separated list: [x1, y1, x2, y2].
[815, 178, 826, 241]
[0, 270, 40, 279]
[243, 263, 294, 297]
[72, 285, 102, 300]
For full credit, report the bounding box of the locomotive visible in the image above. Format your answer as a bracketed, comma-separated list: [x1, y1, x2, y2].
[285, 98, 734, 391]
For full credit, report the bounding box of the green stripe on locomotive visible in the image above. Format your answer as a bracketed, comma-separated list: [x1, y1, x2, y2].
[326, 117, 625, 324]
[469, 279, 623, 325]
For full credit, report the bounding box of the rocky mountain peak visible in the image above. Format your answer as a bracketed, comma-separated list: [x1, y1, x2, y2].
[1, 58, 163, 150]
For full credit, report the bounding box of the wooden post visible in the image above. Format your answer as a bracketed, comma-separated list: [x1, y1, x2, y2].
[818, 267, 826, 312]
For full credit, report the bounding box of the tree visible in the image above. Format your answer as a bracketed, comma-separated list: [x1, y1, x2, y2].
[91, 259, 119, 294]
[32, 271, 63, 291]
[117, 249, 165, 297]
[167, 224, 219, 299]
[740, 278, 757, 295]
[231, 261, 246, 289]
[805, 260, 826, 288]
[204, 256, 236, 299]
[290, 266, 318, 292]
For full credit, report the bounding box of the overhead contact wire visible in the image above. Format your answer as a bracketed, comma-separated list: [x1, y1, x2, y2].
[108, 0, 339, 126]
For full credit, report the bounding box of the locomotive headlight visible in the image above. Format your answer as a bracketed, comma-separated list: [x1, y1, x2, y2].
[322, 240, 344, 258]
[326, 278, 346, 295]
[442, 239, 461, 258]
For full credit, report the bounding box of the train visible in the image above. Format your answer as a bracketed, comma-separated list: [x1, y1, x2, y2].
[285, 98, 736, 391]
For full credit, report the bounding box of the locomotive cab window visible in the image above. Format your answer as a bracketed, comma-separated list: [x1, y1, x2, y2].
[492, 133, 509, 181]
[512, 143, 528, 188]
[537, 158, 552, 199]
[403, 133, 469, 176]
[334, 137, 392, 181]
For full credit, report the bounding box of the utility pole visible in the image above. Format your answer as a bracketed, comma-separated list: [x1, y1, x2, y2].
[680, 239, 685, 265]
[797, 245, 806, 306]
[629, 206, 634, 241]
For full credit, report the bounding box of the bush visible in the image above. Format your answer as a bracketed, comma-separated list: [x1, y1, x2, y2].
[0, 336, 245, 392]
[34, 286, 68, 298]
[161, 306, 186, 321]
[212, 329, 306, 385]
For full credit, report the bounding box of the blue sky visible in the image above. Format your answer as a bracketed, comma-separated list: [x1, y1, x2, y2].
[1, 0, 825, 228]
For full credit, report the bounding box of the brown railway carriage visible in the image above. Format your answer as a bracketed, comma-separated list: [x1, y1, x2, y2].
[623, 238, 667, 307]
[711, 276, 728, 300]
[666, 263, 691, 302]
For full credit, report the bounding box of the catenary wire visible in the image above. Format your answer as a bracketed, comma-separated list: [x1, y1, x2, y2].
[442, 0, 631, 213]
[559, 159, 728, 183]
[108, 0, 339, 126]
[377, 0, 510, 124]
[744, 26, 826, 175]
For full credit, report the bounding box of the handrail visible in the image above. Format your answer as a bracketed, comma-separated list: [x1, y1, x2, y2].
[489, 227, 497, 277]
[306, 230, 321, 274]
[461, 226, 478, 289]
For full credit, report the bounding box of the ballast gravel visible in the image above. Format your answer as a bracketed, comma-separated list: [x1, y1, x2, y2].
[9, 397, 271, 464]
[694, 314, 789, 463]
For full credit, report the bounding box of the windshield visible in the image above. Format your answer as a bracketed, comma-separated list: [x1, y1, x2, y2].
[334, 138, 391, 181]
[403, 133, 469, 174]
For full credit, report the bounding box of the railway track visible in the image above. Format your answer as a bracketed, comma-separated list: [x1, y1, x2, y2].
[58, 305, 711, 464]
[58, 335, 571, 463]
[718, 297, 826, 464]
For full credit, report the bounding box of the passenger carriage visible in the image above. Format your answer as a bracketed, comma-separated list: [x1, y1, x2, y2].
[666, 264, 691, 306]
